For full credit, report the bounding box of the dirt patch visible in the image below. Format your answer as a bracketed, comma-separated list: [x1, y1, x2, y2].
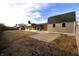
[0, 31, 78, 56]
[49, 34, 78, 55]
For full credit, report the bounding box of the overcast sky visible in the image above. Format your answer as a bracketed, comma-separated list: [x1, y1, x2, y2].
[0, 0, 79, 26]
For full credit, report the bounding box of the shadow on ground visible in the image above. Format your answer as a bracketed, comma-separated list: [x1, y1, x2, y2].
[0, 32, 10, 55]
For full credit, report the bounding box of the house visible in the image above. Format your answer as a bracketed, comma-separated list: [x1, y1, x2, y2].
[25, 21, 47, 31]
[34, 23, 47, 31]
[26, 21, 39, 30]
[47, 11, 76, 33]
[15, 23, 26, 30]
[24, 11, 76, 34]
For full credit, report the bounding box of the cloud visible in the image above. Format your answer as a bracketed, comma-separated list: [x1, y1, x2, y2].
[1, 2, 79, 26]
[0, 0, 49, 26]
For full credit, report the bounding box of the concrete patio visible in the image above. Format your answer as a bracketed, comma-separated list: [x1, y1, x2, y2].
[30, 33, 61, 42]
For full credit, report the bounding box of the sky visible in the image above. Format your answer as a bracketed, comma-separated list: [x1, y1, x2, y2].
[0, 0, 79, 26]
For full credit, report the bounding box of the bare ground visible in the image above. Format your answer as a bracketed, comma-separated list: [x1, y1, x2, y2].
[0, 30, 78, 56]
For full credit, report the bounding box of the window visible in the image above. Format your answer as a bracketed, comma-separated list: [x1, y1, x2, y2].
[62, 23, 66, 27]
[53, 24, 55, 28]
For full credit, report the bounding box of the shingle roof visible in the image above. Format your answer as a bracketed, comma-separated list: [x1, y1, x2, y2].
[15, 23, 26, 27]
[48, 11, 76, 24]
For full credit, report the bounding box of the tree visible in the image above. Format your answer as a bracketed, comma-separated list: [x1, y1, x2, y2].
[0, 23, 6, 32]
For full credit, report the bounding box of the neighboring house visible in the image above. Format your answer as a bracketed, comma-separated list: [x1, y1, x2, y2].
[26, 21, 37, 30]
[26, 21, 47, 31]
[47, 11, 76, 33]
[15, 23, 26, 30]
[33, 23, 47, 31]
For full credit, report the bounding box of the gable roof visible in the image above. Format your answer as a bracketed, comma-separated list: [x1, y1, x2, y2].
[15, 23, 26, 27]
[48, 11, 76, 24]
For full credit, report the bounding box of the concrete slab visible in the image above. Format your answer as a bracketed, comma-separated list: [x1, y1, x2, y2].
[30, 33, 61, 42]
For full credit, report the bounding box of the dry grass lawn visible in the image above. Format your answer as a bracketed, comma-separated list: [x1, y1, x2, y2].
[0, 30, 78, 56]
[2, 30, 36, 42]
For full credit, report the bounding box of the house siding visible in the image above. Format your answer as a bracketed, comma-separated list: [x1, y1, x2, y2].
[48, 22, 75, 33]
[43, 24, 47, 31]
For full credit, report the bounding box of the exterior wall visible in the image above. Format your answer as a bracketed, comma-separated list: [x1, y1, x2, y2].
[48, 22, 75, 33]
[26, 26, 34, 30]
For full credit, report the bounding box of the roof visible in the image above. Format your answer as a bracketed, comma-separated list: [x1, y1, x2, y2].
[48, 11, 76, 24]
[15, 23, 26, 27]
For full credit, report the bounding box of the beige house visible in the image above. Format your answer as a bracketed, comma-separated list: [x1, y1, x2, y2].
[26, 21, 47, 31]
[48, 11, 76, 33]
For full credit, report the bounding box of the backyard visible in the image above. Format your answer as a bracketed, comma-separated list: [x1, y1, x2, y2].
[0, 30, 78, 56]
